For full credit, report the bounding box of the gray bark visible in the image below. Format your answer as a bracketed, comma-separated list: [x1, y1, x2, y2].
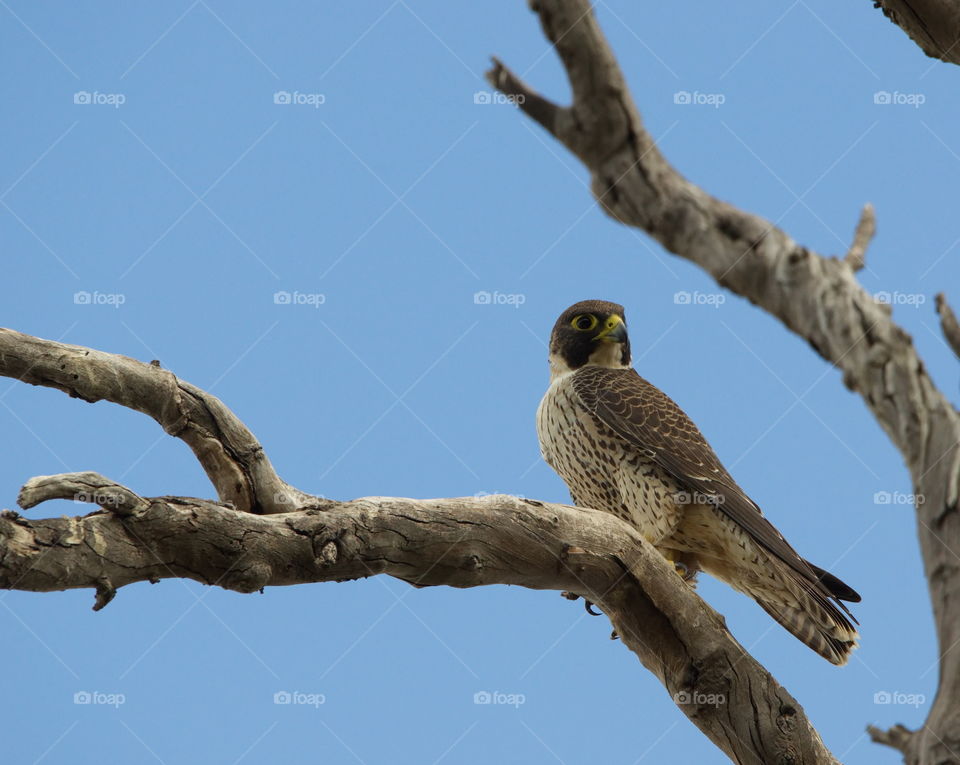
[487, 1, 960, 762]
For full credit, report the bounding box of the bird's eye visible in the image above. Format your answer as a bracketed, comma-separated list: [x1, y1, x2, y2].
[571, 314, 598, 332]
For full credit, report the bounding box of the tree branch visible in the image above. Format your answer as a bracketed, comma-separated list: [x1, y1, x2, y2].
[487, 57, 561, 134]
[18, 472, 149, 516]
[0, 327, 314, 514]
[490, 1, 960, 762]
[0, 464, 838, 764]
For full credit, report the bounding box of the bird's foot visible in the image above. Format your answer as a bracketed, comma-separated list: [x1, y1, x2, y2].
[672, 560, 700, 589]
[560, 591, 602, 615]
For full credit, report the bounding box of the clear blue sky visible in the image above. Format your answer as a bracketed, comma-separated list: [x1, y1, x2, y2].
[1, 2, 956, 763]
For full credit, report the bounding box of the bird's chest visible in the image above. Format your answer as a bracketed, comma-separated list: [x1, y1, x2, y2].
[536, 376, 682, 540]
[537, 379, 593, 478]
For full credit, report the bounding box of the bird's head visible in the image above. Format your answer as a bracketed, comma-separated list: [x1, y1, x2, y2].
[548, 300, 631, 377]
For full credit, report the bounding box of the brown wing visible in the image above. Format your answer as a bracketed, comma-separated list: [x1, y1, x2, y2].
[570, 365, 860, 605]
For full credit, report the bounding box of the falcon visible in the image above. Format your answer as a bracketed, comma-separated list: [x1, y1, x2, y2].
[536, 299, 860, 665]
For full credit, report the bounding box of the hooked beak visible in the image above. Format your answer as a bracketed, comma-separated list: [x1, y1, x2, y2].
[594, 315, 627, 343]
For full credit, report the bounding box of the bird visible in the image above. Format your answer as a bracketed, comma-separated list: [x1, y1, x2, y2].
[536, 299, 860, 665]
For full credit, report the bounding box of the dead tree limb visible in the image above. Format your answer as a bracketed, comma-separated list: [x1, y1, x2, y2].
[488, 1, 960, 763]
[0, 328, 311, 514]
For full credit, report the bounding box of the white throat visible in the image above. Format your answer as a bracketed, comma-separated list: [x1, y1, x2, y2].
[587, 342, 629, 369]
[548, 343, 630, 382]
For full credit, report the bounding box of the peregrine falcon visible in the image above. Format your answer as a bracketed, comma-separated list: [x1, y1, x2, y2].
[536, 299, 860, 665]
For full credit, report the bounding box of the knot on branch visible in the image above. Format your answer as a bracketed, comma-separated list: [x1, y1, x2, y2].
[220, 561, 273, 594]
[315, 539, 338, 566]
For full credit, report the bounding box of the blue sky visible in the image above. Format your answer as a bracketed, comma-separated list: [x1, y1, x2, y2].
[1, 2, 957, 763]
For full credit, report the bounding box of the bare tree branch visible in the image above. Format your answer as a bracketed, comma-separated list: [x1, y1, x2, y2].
[874, 0, 960, 66]
[18, 471, 149, 516]
[487, 56, 561, 133]
[0, 328, 315, 515]
[0, 454, 838, 764]
[489, 1, 960, 762]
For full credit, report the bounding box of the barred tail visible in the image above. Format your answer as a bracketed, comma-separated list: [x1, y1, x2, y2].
[754, 570, 859, 666]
